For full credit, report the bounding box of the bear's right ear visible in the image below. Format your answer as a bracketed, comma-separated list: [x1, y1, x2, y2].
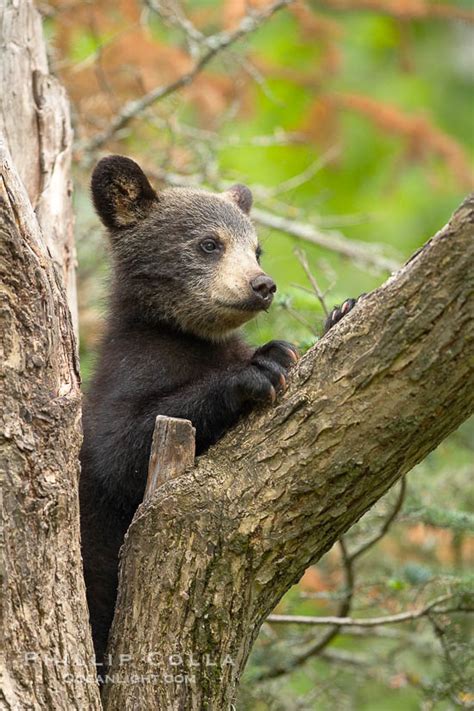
[91, 155, 158, 229]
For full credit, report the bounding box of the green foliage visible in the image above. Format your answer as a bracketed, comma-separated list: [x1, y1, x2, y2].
[49, 1, 473, 707]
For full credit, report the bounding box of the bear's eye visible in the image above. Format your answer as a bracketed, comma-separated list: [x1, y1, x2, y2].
[200, 238, 220, 254]
[256, 245, 263, 263]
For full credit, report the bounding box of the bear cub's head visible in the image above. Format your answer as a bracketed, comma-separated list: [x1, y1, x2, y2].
[92, 155, 276, 341]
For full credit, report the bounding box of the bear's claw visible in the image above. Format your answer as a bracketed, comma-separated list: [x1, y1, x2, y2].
[324, 295, 365, 334]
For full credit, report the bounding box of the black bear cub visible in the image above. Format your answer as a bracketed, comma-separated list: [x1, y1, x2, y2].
[80, 155, 301, 666]
[80, 155, 359, 667]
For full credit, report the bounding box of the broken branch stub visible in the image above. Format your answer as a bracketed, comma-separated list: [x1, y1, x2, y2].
[144, 415, 196, 500]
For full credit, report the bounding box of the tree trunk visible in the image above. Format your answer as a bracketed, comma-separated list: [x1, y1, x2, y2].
[0, 0, 78, 334]
[103, 196, 474, 710]
[1, 2, 100, 708]
[2, 5, 473, 710]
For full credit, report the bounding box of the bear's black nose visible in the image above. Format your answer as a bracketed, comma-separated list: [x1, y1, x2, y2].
[250, 274, 277, 302]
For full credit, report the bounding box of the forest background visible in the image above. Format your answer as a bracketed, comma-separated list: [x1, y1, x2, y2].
[41, 1, 473, 708]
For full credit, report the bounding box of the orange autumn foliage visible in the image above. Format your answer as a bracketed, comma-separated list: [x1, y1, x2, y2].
[49, 0, 236, 140]
[222, 0, 274, 29]
[318, 0, 474, 23]
[334, 93, 474, 187]
[47, 0, 472, 188]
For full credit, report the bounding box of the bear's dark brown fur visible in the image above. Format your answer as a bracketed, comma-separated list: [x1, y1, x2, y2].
[80, 156, 299, 666]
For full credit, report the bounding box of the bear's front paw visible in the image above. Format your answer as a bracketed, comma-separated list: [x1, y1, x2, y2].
[231, 367, 278, 405]
[324, 296, 365, 334]
[249, 340, 299, 400]
[231, 341, 299, 406]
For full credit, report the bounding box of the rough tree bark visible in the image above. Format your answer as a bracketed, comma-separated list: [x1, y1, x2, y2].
[0, 0, 78, 335]
[1, 2, 100, 709]
[103, 197, 474, 710]
[1, 4, 473, 710]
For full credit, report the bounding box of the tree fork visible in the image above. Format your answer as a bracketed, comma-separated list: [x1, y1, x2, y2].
[103, 196, 474, 710]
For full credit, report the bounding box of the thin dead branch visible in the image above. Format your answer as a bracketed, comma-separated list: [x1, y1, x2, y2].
[294, 247, 331, 316]
[147, 166, 400, 272]
[78, 0, 294, 154]
[267, 594, 459, 626]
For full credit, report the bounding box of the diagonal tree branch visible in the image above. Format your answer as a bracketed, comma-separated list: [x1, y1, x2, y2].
[103, 195, 474, 710]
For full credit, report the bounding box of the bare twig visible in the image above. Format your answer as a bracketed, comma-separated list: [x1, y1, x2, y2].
[294, 247, 331, 316]
[267, 594, 458, 626]
[147, 114, 305, 150]
[256, 146, 341, 199]
[347, 476, 407, 562]
[78, 0, 294, 154]
[144, 0, 204, 53]
[252, 206, 399, 273]
[258, 478, 415, 682]
[234, 54, 284, 105]
[278, 298, 320, 336]
[256, 540, 356, 681]
[319, 649, 370, 667]
[146, 167, 400, 273]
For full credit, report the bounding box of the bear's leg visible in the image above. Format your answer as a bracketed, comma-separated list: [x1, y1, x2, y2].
[83, 563, 118, 675]
[156, 341, 299, 453]
[79, 479, 130, 674]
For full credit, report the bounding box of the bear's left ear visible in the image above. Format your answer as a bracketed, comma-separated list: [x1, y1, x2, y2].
[222, 184, 253, 215]
[91, 155, 158, 229]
